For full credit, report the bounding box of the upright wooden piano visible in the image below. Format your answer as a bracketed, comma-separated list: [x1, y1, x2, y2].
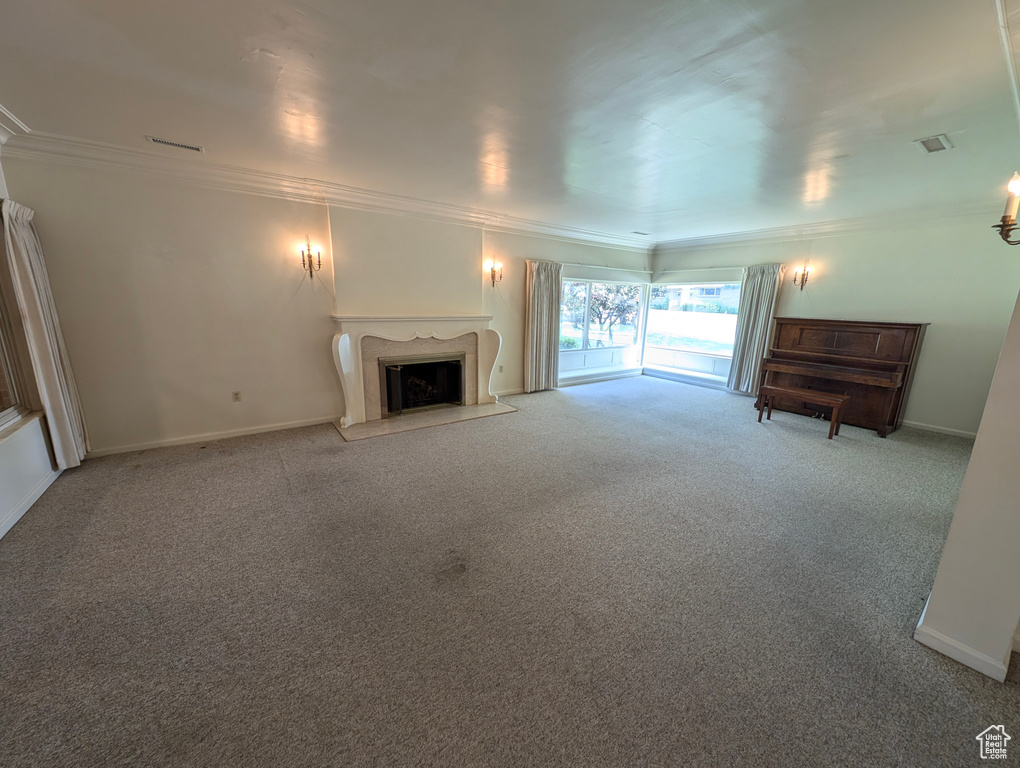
[758, 318, 927, 437]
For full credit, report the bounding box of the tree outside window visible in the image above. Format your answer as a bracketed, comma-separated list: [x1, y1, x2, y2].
[560, 281, 642, 350]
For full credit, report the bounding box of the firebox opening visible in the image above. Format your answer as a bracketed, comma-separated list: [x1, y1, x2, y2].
[379, 353, 465, 417]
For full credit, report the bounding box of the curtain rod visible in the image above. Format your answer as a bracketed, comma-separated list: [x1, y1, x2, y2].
[654, 266, 743, 275]
[559, 262, 652, 274]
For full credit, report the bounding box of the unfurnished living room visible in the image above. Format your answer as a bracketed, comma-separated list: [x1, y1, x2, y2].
[1, 0, 1020, 765]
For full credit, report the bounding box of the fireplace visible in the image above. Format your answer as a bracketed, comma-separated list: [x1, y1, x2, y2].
[331, 315, 502, 428]
[380, 354, 465, 416]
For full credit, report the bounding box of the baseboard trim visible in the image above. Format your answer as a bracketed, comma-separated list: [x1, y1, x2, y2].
[493, 388, 526, 397]
[0, 468, 61, 540]
[914, 599, 1010, 681]
[557, 368, 643, 387]
[901, 420, 977, 439]
[85, 416, 339, 457]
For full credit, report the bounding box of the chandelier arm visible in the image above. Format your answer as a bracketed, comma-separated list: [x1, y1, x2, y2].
[992, 222, 1020, 245]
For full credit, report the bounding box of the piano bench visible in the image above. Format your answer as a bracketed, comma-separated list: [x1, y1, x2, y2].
[757, 385, 851, 439]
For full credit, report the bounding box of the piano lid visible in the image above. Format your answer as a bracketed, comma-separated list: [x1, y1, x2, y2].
[772, 317, 927, 363]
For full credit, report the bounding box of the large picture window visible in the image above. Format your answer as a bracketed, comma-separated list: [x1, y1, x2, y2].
[559, 281, 643, 350]
[0, 362, 14, 412]
[645, 283, 741, 364]
[558, 275, 741, 384]
[0, 291, 23, 425]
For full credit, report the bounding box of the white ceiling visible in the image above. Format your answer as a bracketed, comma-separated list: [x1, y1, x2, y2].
[0, 0, 1018, 243]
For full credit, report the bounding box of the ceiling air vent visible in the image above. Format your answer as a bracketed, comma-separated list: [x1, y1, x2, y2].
[145, 135, 204, 153]
[913, 134, 952, 154]
[631, 230, 651, 236]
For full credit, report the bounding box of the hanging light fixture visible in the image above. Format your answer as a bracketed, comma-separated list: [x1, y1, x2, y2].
[992, 172, 1020, 244]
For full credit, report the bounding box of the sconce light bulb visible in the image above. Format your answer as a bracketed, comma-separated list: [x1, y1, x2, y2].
[300, 236, 322, 279]
[1008, 172, 1020, 196]
[792, 264, 810, 290]
[483, 259, 494, 271]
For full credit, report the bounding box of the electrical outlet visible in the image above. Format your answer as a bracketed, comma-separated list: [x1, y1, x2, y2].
[498, 365, 503, 373]
[231, 391, 242, 402]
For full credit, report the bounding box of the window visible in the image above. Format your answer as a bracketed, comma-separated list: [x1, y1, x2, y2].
[0, 357, 14, 413]
[645, 283, 741, 360]
[559, 281, 587, 350]
[559, 281, 643, 350]
[0, 270, 25, 423]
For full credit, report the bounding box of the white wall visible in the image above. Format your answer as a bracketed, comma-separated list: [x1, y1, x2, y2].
[1, 156, 647, 453]
[654, 215, 1020, 435]
[2, 158, 342, 454]
[330, 207, 482, 317]
[914, 286, 1020, 680]
[328, 210, 647, 397]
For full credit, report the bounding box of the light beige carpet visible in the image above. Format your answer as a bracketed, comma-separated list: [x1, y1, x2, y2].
[0, 376, 1015, 767]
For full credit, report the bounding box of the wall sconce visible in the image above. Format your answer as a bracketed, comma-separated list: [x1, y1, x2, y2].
[993, 172, 1020, 244]
[792, 265, 811, 290]
[301, 236, 321, 279]
[484, 259, 503, 286]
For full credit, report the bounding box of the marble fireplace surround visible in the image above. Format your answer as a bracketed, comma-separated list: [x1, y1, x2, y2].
[331, 315, 502, 428]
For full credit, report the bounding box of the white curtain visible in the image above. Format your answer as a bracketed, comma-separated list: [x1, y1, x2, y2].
[524, 259, 563, 393]
[2, 199, 88, 468]
[727, 263, 785, 396]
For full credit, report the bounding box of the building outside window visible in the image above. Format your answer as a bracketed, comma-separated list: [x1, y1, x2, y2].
[643, 283, 741, 379]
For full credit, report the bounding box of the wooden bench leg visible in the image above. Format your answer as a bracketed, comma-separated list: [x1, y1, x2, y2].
[827, 404, 847, 439]
[758, 396, 765, 423]
[766, 395, 774, 421]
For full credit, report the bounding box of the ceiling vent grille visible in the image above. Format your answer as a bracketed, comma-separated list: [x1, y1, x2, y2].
[914, 134, 952, 154]
[631, 230, 651, 236]
[146, 135, 204, 153]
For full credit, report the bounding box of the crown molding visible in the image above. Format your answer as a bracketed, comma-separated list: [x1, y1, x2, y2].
[995, 0, 1020, 137]
[0, 102, 30, 143]
[0, 131, 649, 253]
[653, 200, 995, 252]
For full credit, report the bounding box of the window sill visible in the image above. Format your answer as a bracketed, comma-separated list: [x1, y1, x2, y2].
[643, 366, 730, 391]
[0, 408, 42, 443]
[644, 346, 733, 361]
[559, 345, 638, 353]
[558, 366, 643, 387]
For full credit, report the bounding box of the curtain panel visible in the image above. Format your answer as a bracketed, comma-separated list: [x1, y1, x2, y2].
[2, 199, 88, 468]
[524, 259, 563, 393]
[727, 263, 785, 396]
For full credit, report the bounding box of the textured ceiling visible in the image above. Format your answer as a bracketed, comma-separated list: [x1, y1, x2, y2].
[0, 0, 1017, 242]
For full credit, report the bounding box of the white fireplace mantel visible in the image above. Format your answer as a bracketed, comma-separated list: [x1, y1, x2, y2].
[331, 315, 502, 427]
